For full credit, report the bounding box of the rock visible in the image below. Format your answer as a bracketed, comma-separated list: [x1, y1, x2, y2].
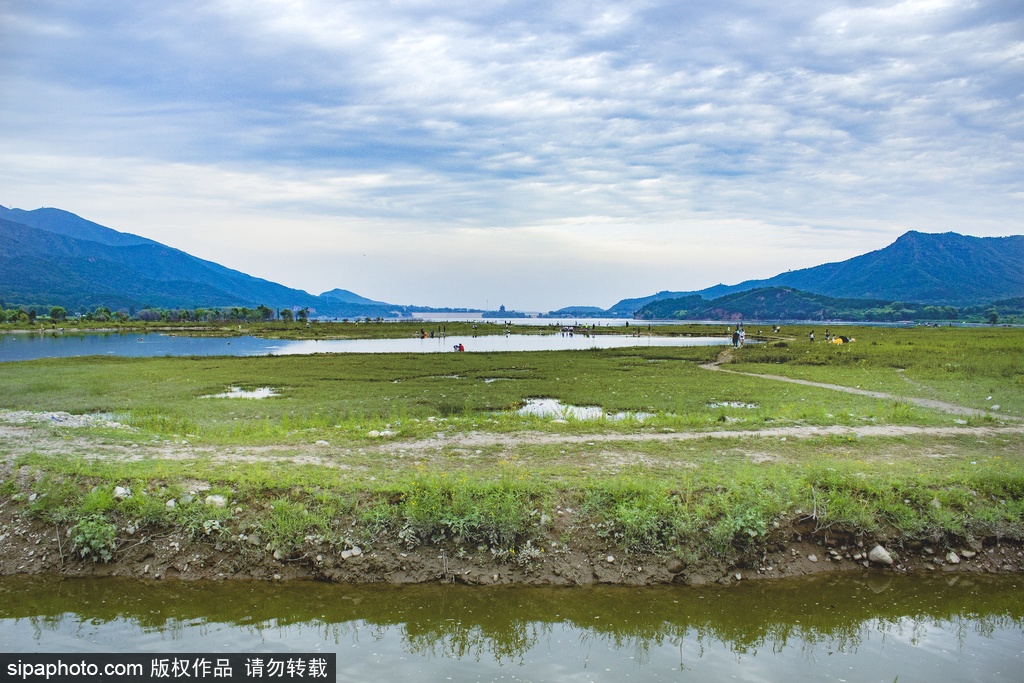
[28, 493, 37, 502]
[247, 534, 261, 547]
[341, 550, 353, 560]
[179, 494, 194, 504]
[930, 498, 941, 510]
[114, 486, 132, 500]
[272, 574, 282, 581]
[868, 545, 894, 566]
[946, 552, 961, 564]
[606, 555, 615, 563]
[961, 549, 977, 559]
[807, 554, 818, 563]
[666, 559, 684, 574]
[165, 499, 176, 509]
[367, 430, 380, 438]
[350, 546, 362, 557]
[734, 573, 742, 581]
[315, 440, 330, 447]
[205, 494, 227, 508]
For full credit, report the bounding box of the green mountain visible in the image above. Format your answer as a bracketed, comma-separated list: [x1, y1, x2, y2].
[612, 231, 1024, 315]
[0, 206, 398, 316]
[0, 205, 153, 247]
[635, 288, 892, 321]
[635, 286, 1024, 322]
[320, 288, 389, 306]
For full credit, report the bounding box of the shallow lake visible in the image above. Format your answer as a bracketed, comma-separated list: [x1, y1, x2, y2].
[1, 574, 1021, 682]
[0, 332, 729, 362]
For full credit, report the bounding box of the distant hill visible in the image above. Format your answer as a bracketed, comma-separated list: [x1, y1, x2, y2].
[0, 206, 400, 317]
[635, 287, 893, 321]
[634, 286, 1024, 322]
[610, 231, 1024, 315]
[320, 288, 390, 306]
[543, 305, 611, 318]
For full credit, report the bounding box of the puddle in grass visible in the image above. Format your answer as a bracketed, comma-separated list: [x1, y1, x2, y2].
[517, 398, 652, 421]
[708, 401, 758, 409]
[201, 387, 279, 399]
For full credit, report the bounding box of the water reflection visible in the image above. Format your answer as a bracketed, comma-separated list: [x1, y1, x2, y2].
[0, 332, 729, 362]
[517, 398, 653, 422]
[1, 575, 1021, 681]
[200, 387, 280, 399]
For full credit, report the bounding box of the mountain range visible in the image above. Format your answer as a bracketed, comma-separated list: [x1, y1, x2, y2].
[607, 231, 1023, 315]
[0, 206, 410, 317]
[1, 204, 1021, 318]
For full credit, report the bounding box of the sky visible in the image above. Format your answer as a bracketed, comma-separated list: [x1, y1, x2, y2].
[1, 1, 1021, 312]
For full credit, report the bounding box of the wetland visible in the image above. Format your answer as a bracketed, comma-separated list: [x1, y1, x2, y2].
[0, 322, 1022, 678]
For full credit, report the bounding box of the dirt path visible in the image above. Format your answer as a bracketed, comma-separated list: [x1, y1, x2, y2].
[700, 348, 1015, 420]
[3, 413, 1023, 469]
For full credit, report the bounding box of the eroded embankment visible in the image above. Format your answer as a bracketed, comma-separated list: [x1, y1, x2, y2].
[2, 409, 1023, 587]
[1, 501, 1021, 587]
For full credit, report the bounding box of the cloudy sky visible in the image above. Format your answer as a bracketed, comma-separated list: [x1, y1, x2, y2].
[1, 1, 1021, 311]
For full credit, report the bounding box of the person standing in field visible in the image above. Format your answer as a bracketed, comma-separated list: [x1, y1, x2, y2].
[732, 330, 740, 348]
[810, 330, 815, 343]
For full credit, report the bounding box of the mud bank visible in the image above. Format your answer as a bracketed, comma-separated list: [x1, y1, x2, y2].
[2, 506, 1020, 587]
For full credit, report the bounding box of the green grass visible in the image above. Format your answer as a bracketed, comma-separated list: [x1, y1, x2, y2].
[731, 326, 1024, 416]
[8, 431, 1022, 565]
[0, 335, 984, 448]
[1, 325, 1022, 567]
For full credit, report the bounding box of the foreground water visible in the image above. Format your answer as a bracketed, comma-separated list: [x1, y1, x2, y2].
[0, 332, 729, 362]
[1, 574, 1021, 682]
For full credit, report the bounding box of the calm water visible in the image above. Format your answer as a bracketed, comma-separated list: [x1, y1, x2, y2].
[0, 332, 729, 362]
[1, 574, 1021, 682]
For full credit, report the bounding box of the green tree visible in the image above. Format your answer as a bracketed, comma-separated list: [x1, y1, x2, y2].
[280, 308, 294, 322]
[296, 308, 309, 322]
[49, 306, 67, 321]
[987, 308, 999, 325]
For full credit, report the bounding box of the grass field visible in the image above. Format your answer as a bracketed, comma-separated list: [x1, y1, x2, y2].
[1, 324, 1021, 570]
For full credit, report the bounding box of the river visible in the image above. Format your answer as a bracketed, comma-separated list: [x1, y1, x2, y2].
[1, 574, 1021, 682]
[0, 332, 730, 362]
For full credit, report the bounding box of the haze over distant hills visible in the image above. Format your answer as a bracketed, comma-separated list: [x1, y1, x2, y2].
[1, 204, 1020, 319]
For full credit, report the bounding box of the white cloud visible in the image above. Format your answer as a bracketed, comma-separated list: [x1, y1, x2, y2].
[1, 0, 1021, 310]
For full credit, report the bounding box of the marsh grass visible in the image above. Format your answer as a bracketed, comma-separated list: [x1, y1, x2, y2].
[10, 432, 1021, 565]
[2, 325, 1021, 565]
[0, 337, 976, 448]
[732, 326, 1024, 416]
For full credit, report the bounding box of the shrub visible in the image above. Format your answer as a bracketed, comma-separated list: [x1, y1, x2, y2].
[70, 515, 118, 562]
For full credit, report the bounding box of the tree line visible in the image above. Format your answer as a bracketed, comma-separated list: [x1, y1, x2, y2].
[0, 302, 313, 325]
